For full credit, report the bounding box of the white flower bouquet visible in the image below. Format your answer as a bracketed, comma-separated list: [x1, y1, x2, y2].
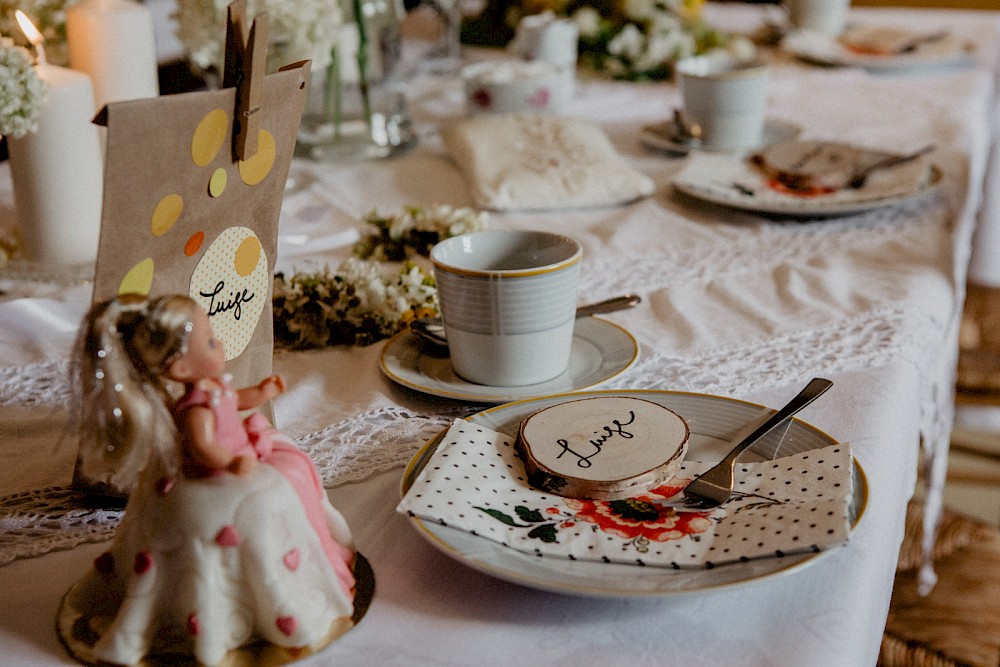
[0, 37, 45, 139]
[463, 0, 748, 81]
[174, 0, 344, 74]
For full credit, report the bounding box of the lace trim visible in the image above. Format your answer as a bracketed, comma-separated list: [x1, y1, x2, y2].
[0, 359, 71, 407]
[0, 303, 948, 565]
[0, 487, 124, 566]
[0, 404, 480, 565]
[298, 404, 480, 486]
[0, 197, 959, 566]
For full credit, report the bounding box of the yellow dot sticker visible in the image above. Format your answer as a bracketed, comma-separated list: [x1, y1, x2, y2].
[208, 168, 227, 197]
[237, 129, 276, 186]
[118, 257, 155, 296]
[150, 194, 183, 237]
[234, 236, 261, 277]
[191, 109, 228, 167]
[189, 227, 268, 361]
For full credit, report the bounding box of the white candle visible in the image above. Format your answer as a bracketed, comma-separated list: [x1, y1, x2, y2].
[66, 0, 159, 111]
[8, 12, 103, 266]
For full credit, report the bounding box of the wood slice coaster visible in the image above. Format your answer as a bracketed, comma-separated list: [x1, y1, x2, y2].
[515, 396, 689, 500]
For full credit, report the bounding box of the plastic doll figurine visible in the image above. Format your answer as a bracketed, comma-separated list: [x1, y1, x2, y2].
[61, 294, 356, 666]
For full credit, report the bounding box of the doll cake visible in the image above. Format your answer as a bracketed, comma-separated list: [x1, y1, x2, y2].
[58, 464, 361, 666]
[59, 294, 367, 666]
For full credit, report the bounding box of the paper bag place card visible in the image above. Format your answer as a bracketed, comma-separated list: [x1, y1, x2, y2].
[398, 419, 854, 569]
[80, 0, 309, 494]
[515, 397, 689, 500]
[90, 2, 307, 393]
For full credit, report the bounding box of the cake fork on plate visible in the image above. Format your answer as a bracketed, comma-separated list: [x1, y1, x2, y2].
[678, 377, 834, 510]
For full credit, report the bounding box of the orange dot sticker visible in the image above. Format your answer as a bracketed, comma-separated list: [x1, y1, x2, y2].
[237, 129, 276, 186]
[118, 258, 155, 296]
[185, 231, 205, 256]
[151, 194, 183, 237]
[191, 109, 228, 167]
[234, 236, 261, 277]
[208, 168, 227, 197]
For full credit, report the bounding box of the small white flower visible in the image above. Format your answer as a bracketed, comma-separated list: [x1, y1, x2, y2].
[608, 24, 645, 61]
[623, 0, 655, 22]
[0, 38, 45, 139]
[175, 0, 342, 73]
[572, 7, 602, 40]
[726, 36, 757, 62]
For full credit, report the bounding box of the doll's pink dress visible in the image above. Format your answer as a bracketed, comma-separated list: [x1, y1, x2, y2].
[175, 375, 355, 596]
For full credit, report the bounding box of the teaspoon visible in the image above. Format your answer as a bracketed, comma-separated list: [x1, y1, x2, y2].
[409, 294, 642, 349]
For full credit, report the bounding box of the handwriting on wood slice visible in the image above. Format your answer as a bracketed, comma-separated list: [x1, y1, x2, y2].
[515, 397, 689, 501]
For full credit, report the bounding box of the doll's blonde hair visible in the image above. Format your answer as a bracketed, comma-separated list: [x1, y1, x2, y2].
[72, 293, 199, 496]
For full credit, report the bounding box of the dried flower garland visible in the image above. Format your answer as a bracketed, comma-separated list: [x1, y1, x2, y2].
[273, 259, 438, 349]
[273, 205, 489, 349]
[353, 204, 489, 261]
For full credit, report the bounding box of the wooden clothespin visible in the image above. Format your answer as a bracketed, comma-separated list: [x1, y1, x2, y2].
[224, 0, 268, 160]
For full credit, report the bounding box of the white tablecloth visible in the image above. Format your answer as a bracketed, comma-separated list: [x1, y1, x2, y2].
[2, 4, 999, 665]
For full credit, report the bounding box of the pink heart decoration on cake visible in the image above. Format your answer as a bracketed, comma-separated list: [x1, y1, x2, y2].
[154, 476, 175, 496]
[133, 551, 153, 574]
[214, 525, 241, 547]
[527, 88, 551, 108]
[283, 548, 300, 571]
[94, 552, 114, 575]
[276, 615, 297, 637]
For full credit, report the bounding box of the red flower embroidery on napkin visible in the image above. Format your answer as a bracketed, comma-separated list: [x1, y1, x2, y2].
[564, 483, 712, 543]
[475, 481, 714, 550]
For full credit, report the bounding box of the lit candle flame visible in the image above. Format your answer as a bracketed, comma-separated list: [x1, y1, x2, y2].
[14, 10, 47, 66]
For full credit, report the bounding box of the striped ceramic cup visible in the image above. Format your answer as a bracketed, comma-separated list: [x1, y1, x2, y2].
[430, 230, 582, 386]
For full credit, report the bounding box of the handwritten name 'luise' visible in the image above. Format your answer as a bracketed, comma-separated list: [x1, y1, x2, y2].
[555, 410, 636, 468]
[200, 281, 255, 322]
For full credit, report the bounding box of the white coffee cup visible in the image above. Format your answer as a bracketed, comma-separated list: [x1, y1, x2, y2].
[510, 12, 579, 101]
[511, 11, 579, 68]
[675, 54, 770, 152]
[784, 0, 850, 37]
[430, 230, 582, 386]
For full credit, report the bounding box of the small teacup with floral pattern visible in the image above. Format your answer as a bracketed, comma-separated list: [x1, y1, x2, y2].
[462, 61, 569, 115]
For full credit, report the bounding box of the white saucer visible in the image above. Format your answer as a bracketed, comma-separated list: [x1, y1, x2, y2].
[640, 117, 801, 156]
[379, 316, 639, 403]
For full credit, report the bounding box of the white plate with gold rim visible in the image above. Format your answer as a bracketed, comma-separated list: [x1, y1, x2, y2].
[400, 389, 868, 598]
[380, 316, 639, 403]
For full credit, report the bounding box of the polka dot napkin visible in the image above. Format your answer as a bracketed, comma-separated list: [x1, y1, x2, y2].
[398, 419, 855, 569]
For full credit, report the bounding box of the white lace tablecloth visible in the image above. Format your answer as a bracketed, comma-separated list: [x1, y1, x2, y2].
[2, 4, 999, 666]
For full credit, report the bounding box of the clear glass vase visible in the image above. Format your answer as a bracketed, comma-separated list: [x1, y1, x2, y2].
[296, 0, 416, 161]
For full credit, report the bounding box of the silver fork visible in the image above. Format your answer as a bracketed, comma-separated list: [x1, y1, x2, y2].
[680, 378, 834, 510]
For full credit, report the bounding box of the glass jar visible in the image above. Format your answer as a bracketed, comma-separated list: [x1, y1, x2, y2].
[296, 0, 416, 160]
